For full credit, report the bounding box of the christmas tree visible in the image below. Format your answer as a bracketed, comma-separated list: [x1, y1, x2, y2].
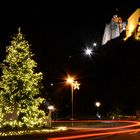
[0, 28, 46, 128]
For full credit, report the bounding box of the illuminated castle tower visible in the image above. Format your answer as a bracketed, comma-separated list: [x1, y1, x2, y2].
[134, 18, 140, 41]
[102, 14, 126, 45]
[102, 8, 140, 44]
[125, 8, 140, 40]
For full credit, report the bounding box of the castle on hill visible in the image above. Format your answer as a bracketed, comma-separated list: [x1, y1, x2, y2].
[102, 8, 140, 45]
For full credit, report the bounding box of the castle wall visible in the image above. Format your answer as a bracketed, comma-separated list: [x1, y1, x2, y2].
[126, 8, 140, 38]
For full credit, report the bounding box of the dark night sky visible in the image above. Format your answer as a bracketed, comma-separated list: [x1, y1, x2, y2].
[0, 2, 139, 117]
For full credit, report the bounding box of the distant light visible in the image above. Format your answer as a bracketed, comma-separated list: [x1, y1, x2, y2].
[84, 47, 93, 56]
[123, 27, 126, 31]
[50, 83, 54, 86]
[93, 42, 97, 47]
[97, 114, 101, 119]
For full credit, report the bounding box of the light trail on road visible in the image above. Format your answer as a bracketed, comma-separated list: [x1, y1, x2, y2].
[47, 120, 140, 140]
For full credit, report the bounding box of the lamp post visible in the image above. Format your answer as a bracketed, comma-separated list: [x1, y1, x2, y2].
[48, 105, 54, 127]
[95, 101, 101, 119]
[95, 102, 100, 108]
[66, 76, 80, 121]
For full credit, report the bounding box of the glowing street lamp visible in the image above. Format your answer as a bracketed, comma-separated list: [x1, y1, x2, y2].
[95, 101, 101, 119]
[66, 76, 80, 121]
[67, 77, 74, 84]
[95, 102, 101, 108]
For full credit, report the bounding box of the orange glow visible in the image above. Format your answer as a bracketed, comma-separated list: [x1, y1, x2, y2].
[125, 8, 140, 39]
[48, 128, 140, 140]
[48, 120, 140, 140]
[67, 77, 74, 84]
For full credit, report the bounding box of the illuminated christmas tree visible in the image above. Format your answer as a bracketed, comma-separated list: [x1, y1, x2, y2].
[0, 28, 46, 128]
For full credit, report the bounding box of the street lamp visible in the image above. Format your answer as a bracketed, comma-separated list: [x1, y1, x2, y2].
[95, 102, 100, 108]
[95, 101, 101, 119]
[48, 105, 54, 127]
[66, 76, 80, 121]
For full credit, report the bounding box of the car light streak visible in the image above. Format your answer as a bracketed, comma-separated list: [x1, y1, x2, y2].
[48, 128, 140, 140]
[53, 120, 140, 130]
[48, 120, 140, 140]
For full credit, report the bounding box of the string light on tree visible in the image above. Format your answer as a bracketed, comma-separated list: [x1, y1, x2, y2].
[0, 28, 46, 128]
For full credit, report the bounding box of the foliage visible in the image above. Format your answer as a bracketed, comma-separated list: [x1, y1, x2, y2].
[106, 108, 121, 120]
[0, 28, 46, 128]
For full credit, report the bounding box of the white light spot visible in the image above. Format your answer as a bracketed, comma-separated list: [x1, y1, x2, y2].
[84, 47, 93, 56]
[93, 42, 97, 46]
[50, 83, 54, 86]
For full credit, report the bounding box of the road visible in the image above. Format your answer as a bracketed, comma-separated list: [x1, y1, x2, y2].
[102, 133, 140, 140]
[0, 120, 140, 140]
[47, 120, 140, 140]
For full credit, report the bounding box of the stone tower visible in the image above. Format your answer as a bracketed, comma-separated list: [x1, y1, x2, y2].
[102, 14, 126, 45]
[125, 8, 140, 40]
